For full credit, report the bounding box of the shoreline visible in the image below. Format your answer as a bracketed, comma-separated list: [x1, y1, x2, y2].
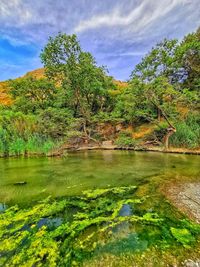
[0, 146, 199, 159]
[58, 144, 200, 155]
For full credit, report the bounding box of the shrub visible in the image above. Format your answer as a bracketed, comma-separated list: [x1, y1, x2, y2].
[115, 132, 136, 148]
[153, 121, 169, 142]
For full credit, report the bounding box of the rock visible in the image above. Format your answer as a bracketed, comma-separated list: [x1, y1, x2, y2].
[13, 181, 27, 186]
[102, 140, 113, 147]
[115, 123, 123, 132]
[163, 183, 200, 224]
[183, 259, 200, 267]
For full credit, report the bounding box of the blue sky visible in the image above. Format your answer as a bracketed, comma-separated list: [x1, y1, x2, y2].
[0, 0, 199, 81]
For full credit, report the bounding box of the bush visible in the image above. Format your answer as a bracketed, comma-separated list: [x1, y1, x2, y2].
[153, 121, 169, 141]
[115, 132, 136, 148]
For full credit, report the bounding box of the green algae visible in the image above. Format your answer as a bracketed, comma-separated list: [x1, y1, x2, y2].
[170, 227, 195, 248]
[0, 185, 200, 267]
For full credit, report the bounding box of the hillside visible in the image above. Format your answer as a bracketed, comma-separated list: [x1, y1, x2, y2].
[0, 81, 12, 106]
[0, 68, 128, 106]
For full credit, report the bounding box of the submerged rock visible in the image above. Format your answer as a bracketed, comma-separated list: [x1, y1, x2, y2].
[13, 181, 27, 185]
[163, 183, 200, 224]
[0, 203, 6, 212]
[183, 259, 200, 267]
[119, 204, 132, 217]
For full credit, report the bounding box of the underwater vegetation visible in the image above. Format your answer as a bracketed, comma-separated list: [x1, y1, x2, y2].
[0, 185, 200, 266]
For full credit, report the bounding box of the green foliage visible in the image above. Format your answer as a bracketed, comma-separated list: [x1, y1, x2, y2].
[176, 27, 200, 92]
[37, 107, 74, 139]
[115, 132, 136, 148]
[170, 227, 195, 248]
[170, 113, 200, 148]
[9, 77, 57, 114]
[0, 29, 199, 154]
[40, 33, 114, 119]
[131, 39, 179, 82]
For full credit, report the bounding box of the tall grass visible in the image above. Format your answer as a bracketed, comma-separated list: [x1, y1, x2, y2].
[170, 113, 200, 149]
[0, 134, 57, 157]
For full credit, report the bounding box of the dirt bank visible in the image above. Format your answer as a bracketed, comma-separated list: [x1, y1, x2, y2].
[49, 141, 200, 156]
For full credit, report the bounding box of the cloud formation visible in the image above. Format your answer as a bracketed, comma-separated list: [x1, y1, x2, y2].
[75, 0, 186, 33]
[0, 0, 199, 80]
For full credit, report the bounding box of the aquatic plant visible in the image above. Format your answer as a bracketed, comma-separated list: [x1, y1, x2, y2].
[170, 227, 195, 248]
[0, 186, 200, 266]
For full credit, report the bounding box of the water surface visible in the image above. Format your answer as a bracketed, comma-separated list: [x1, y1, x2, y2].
[0, 150, 199, 206]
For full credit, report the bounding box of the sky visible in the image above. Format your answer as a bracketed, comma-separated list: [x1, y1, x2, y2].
[0, 0, 199, 81]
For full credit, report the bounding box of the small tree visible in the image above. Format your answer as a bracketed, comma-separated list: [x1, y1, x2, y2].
[127, 77, 179, 150]
[9, 77, 56, 113]
[131, 39, 179, 83]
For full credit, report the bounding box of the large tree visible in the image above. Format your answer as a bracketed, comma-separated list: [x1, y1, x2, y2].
[40, 33, 114, 119]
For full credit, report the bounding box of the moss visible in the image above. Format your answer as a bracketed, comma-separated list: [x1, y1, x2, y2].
[83, 185, 137, 199]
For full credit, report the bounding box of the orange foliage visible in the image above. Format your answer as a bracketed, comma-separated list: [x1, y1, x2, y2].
[177, 106, 189, 118]
[24, 68, 45, 79]
[114, 80, 128, 90]
[0, 81, 12, 106]
[133, 124, 156, 139]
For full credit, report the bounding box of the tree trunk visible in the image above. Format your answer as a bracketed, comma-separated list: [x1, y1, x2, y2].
[24, 149, 28, 157]
[157, 108, 161, 121]
[163, 127, 176, 151]
[3, 151, 9, 157]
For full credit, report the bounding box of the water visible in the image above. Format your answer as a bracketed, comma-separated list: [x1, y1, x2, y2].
[0, 151, 200, 266]
[0, 150, 199, 206]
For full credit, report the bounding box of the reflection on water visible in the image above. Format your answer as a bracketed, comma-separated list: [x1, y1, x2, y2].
[37, 217, 63, 229]
[0, 151, 199, 206]
[0, 203, 6, 212]
[119, 204, 132, 217]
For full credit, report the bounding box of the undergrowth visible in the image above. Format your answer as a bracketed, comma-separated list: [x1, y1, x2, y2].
[170, 113, 200, 149]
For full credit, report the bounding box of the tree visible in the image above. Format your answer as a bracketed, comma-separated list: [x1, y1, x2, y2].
[175, 27, 200, 92]
[40, 33, 114, 120]
[9, 77, 56, 113]
[131, 39, 179, 83]
[126, 77, 179, 150]
[129, 31, 200, 150]
[113, 78, 152, 124]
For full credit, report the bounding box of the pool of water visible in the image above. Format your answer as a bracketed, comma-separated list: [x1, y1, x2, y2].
[1, 151, 200, 266]
[0, 150, 199, 206]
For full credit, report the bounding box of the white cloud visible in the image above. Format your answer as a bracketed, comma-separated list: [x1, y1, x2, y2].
[0, 0, 33, 26]
[75, 0, 193, 33]
[0, 0, 199, 80]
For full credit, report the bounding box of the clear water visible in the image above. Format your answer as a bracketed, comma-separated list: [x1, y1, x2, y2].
[0, 151, 200, 266]
[0, 150, 199, 206]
